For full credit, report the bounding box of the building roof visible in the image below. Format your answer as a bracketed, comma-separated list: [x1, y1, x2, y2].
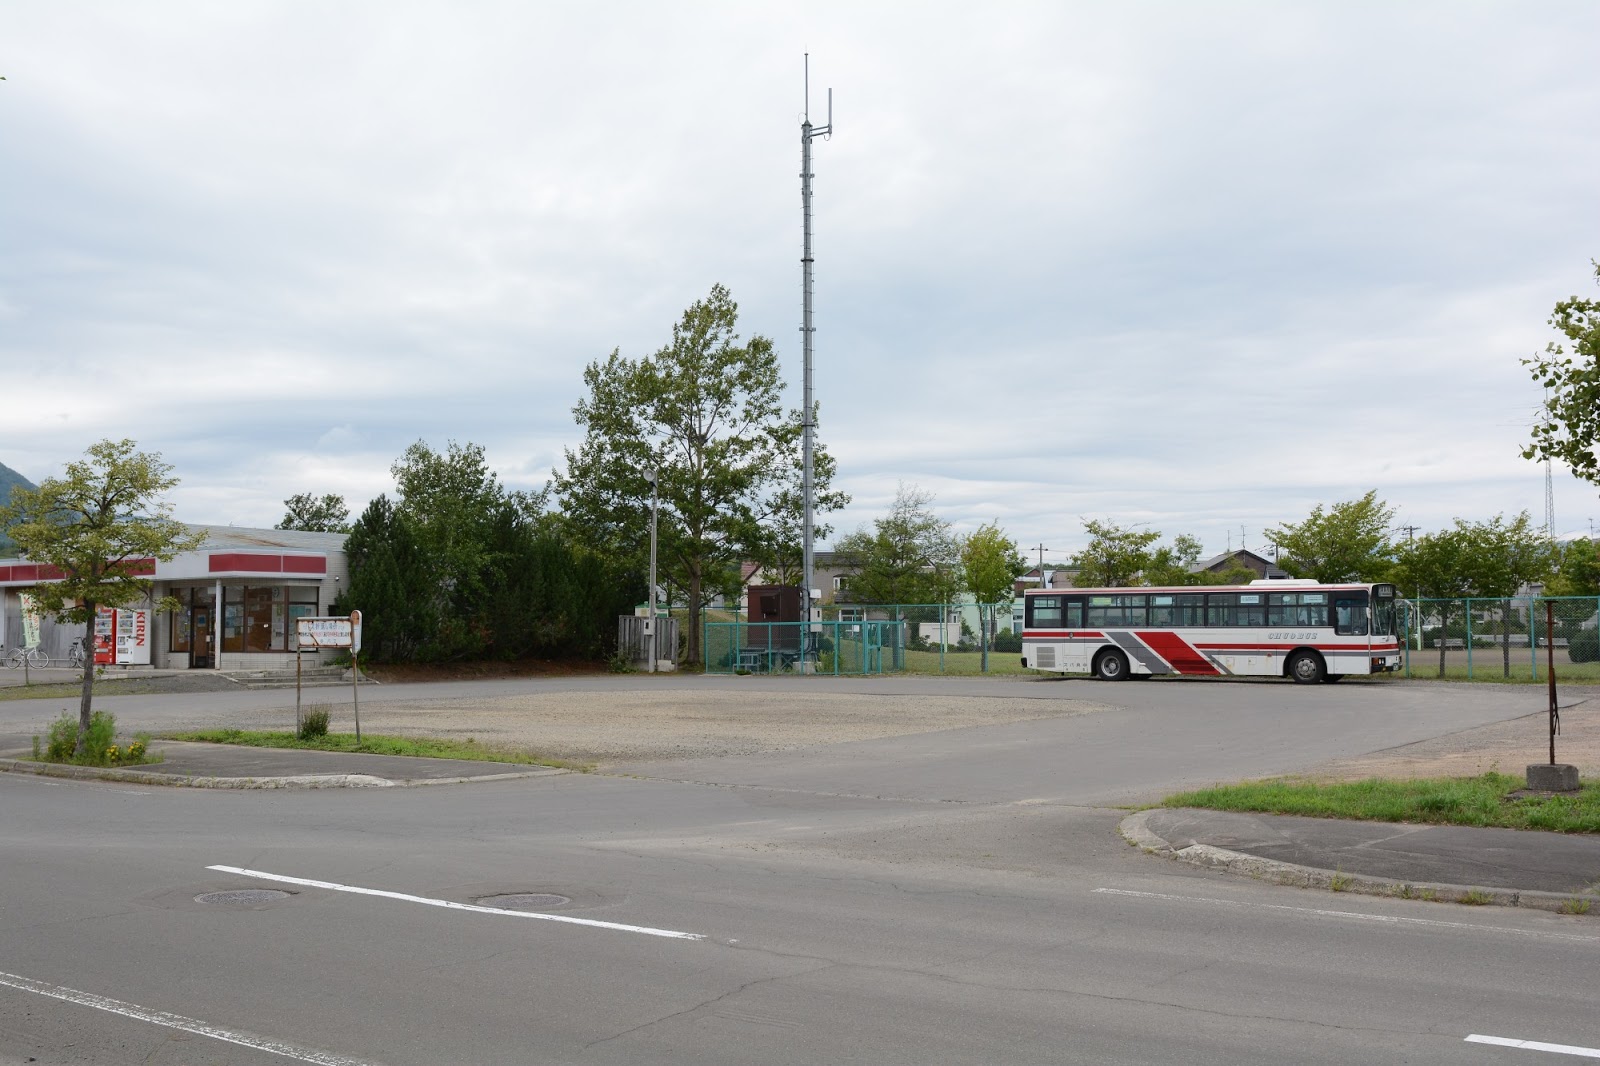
[184, 524, 347, 552]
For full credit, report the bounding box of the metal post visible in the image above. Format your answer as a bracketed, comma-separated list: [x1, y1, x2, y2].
[1466, 600, 1474, 679]
[351, 649, 361, 744]
[648, 470, 658, 674]
[1547, 601, 1557, 765]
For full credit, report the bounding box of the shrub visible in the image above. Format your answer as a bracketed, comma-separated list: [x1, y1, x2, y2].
[993, 628, 1022, 653]
[1569, 629, 1599, 664]
[298, 705, 331, 740]
[47, 714, 79, 761]
[44, 711, 120, 765]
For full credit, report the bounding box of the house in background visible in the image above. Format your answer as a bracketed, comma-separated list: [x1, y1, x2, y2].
[1191, 549, 1288, 580]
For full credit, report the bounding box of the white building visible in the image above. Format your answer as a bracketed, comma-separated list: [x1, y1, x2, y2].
[0, 524, 349, 671]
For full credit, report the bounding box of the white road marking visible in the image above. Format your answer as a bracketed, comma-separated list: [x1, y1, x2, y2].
[208, 865, 706, 941]
[0, 969, 377, 1066]
[1094, 889, 1600, 944]
[1467, 1034, 1600, 1058]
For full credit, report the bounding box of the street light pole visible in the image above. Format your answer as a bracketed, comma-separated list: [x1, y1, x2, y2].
[647, 469, 659, 674]
[800, 55, 832, 667]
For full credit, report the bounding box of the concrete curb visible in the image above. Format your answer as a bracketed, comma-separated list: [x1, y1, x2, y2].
[0, 758, 570, 790]
[1119, 809, 1597, 917]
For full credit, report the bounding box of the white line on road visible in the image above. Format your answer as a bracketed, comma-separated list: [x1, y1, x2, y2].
[1094, 889, 1600, 944]
[208, 865, 706, 941]
[1467, 1034, 1600, 1058]
[0, 969, 378, 1066]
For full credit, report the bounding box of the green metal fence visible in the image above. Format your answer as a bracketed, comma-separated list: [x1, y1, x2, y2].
[1401, 595, 1600, 681]
[702, 601, 1018, 675]
[703, 620, 905, 675]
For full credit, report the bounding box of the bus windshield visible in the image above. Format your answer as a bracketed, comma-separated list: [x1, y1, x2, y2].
[1373, 596, 1397, 638]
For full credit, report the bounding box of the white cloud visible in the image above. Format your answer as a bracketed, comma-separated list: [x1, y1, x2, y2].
[1, 1, 1598, 560]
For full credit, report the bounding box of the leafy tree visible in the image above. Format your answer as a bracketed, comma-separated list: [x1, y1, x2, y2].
[1547, 538, 1600, 597]
[832, 485, 960, 607]
[747, 443, 844, 588]
[960, 522, 1027, 671]
[336, 495, 436, 662]
[1454, 512, 1555, 678]
[1069, 519, 1160, 587]
[1264, 491, 1395, 583]
[1138, 533, 1204, 587]
[1391, 527, 1472, 677]
[1524, 261, 1600, 486]
[555, 285, 845, 664]
[0, 440, 203, 751]
[276, 492, 351, 533]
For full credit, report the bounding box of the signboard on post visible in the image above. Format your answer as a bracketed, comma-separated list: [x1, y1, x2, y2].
[294, 612, 364, 740]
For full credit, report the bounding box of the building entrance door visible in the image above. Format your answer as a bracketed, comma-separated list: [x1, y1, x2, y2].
[192, 608, 213, 669]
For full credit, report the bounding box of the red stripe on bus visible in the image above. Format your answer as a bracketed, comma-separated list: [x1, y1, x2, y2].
[1135, 631, 1220, 675]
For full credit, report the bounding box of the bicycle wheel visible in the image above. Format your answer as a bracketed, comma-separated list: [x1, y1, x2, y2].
[68, 645, 85, 669]
[4, 649, 22, 670]
[28, 647, 48, 668]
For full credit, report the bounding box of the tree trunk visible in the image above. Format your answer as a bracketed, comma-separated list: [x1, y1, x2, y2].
[686, 566, 702, 668]
[980, 603, 990, 673]
[76, 607, 96, 756]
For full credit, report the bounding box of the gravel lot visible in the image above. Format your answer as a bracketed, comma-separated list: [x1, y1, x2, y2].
[314, 686, 1112, 766]
[1306, 684, 1600, 781]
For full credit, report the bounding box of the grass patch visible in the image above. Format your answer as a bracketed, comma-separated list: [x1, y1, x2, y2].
[1163, 772, 1600, 834]
[898, 649, 1032, 676]
[166, 729, 586, 770]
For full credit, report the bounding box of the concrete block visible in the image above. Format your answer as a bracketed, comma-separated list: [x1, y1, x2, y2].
[1525, 763, 1580, 792]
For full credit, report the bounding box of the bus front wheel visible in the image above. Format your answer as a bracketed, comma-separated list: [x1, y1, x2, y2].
[1095, 649, 1131, 682]
[1287, 650, 1325, 685]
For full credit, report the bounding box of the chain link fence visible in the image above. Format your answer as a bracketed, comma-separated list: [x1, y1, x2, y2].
[702, 601, 1019, 675]
[1401, 596, 1600, 681]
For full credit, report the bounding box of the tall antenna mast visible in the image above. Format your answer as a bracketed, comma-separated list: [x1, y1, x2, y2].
[800, 54, 832, 654]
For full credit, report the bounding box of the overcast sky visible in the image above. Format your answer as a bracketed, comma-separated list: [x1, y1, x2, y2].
[4, 2, 1599, 567]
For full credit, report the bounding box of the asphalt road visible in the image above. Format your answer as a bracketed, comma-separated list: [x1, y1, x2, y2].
[3, 676, 1596, 1064]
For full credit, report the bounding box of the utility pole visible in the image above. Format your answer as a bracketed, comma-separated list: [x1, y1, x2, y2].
[799, 54, 832, 667]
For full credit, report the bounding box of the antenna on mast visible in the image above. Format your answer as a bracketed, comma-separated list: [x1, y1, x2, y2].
[799, 54, 833, 668]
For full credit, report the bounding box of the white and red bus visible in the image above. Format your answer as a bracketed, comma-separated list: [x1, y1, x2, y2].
[1020, 580, 1401, 683]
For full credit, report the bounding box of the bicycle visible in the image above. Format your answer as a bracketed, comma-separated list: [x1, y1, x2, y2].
[5, 645, 48, 670]
[66, 639, 87, 669]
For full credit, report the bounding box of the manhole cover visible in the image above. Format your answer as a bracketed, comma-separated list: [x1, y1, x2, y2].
[194, 890, 291, 905]
[475, 893, 571, 911]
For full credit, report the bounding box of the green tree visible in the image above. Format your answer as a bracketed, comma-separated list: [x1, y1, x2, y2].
[1264, 491, 1396, 582]
[832, 485, 960, 607]
[276, 492, 351, 533]
[1391, 527, 1472, 677]
[1524, 261, 1600, 486]
[1139, 533, 1204, 587]
[337, 495, 436, 662]
[1454, 512, 1555, 678]
[1547, 538, 1600, 597]
[554, 285, 844, 664]
[390, 440, 546, 658]
[1069, 519, 1160, 587]
[0, 440, 203, 751]
[960, 522, 1027, 672]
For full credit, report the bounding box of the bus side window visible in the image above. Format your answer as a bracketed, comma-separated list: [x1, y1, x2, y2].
[1334, 596, 1369, 636]
[1029, 597, 1063, 629]
[1206, 593, 1237, 627]
[1063, 598, 1085, 628]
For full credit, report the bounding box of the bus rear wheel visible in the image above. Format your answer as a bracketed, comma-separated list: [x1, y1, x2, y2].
[1287, 650, 1325, 685]
[1095, 649, 1131, 681]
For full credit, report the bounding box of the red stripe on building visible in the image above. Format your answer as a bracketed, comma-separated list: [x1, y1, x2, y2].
[282, 556, 327, 574]
[1135, 631, 1220, 675]
[209, 553, 284, 573]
